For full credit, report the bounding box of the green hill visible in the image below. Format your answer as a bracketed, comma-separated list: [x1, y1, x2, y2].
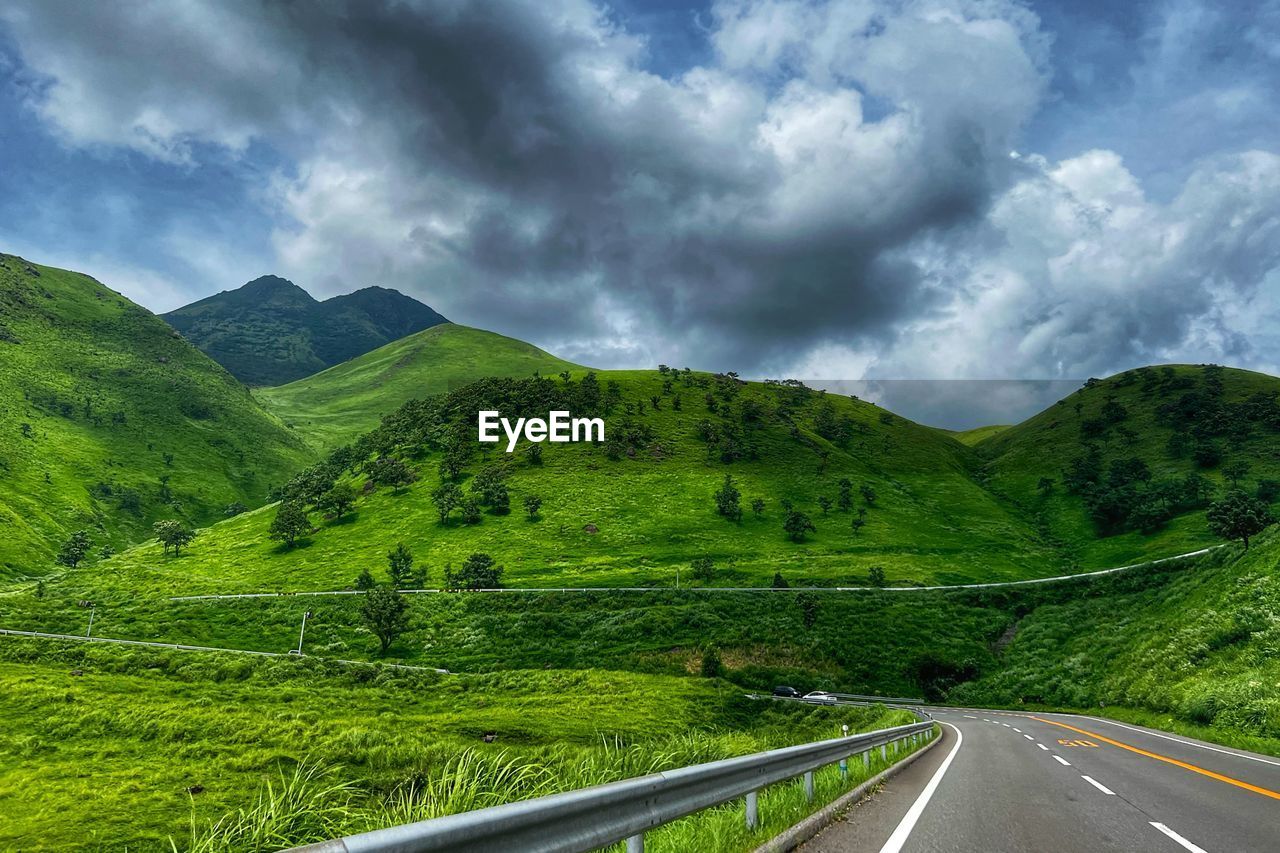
[254, 324, 582, 453]
[0, 255, 315, 578]
[163, 276, 448, 386]
[975, 364, 1280, 568]
[90, 370, 1062, 594]
[948, 424, 1010, 445]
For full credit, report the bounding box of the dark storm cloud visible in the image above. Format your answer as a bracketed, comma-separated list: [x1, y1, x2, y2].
[2, 0, 1279, 410]
[0, 0, 1047, 373]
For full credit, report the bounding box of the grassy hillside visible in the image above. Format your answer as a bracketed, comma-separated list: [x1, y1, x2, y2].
[949, 424, 1010, 445]
[0, 640, 913, 850]
[164, 276, 448, 386]
[93, 370, 1069, 593]
[975, 364, 1280, 568]
[255, 324, 581, 453]
[953, 526, 1280, 749]
[0, 255, 315, 579]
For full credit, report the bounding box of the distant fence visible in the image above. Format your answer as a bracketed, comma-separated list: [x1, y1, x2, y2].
[289, 719, 935, 853]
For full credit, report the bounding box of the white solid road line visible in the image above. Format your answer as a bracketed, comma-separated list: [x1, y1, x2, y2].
[1150, 822, 1209, 853]
[1077, 715, 1280, 768]
[1053, 755, 1071, 766]
[878, 723, 964, 853]
[1081, 776, 1116, 795]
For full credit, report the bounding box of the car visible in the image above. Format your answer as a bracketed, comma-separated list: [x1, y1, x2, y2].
[772, 686, 801, 698]
[803, 691, 838, 704]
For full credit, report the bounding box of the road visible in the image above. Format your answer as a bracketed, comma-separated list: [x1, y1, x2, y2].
[167, 546, 1222, 601]
[802, 707, 1280, 853]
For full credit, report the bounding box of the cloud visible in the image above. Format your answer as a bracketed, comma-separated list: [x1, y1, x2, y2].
[0, 0, 1278, 405]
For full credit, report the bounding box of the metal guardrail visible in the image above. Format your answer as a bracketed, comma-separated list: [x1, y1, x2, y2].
[290, 719, 935, 853]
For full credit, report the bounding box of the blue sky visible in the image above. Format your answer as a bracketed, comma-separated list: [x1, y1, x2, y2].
[1, 0, 1278, 416]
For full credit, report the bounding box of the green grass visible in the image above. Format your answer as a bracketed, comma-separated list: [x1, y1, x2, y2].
[975, 364, 1280, 568]
[0, 639, 914, 851]
[0, 256, 315, 579]
[953, 526, 1280, 745]
[946, 424, 1010, 445]
[254, 324, 581, 453]
[87, 369, 1072, 594]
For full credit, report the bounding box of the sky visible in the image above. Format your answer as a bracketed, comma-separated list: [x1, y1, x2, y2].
[2, 0, 1279, 428]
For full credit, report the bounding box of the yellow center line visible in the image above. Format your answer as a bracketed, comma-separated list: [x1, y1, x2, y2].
[1031, 717, 1280, 802]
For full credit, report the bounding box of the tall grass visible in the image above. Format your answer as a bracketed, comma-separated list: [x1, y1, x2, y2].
[178, 726, 932, 852]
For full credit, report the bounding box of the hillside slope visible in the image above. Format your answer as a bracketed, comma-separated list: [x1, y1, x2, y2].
[975, 365, 1280, 568]
[953, 527, 1280, 745]
[0, 255, 315, 578]
[96, 370, 1060, 593]
[163, 276, 447, 386]
[255, 324, 581, 452]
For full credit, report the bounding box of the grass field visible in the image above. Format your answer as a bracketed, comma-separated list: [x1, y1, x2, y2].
[255, 324, 580, 453]
[0, 256, 314, 580]
[0, 638, 915, 851]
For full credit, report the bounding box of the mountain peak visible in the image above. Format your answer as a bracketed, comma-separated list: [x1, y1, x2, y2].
[162, 277, 448, 386]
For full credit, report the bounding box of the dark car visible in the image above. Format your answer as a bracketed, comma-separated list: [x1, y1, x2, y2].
[772, 686, 801, 698]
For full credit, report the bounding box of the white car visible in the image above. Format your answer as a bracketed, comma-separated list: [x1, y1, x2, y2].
[804, 691, 838, 704]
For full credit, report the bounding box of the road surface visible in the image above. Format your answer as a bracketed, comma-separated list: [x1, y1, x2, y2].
[167, 546, 1222, 601]
[802, 708, 1280, 852]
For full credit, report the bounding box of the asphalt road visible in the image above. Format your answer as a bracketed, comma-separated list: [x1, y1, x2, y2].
[802, 708, 1280, 852]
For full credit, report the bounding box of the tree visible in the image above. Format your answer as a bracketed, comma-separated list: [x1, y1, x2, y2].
[354, 567, 376, 590]
[691, 557, 716, 582]
[1223, 460, 1252, 488]
[868, 565, 887, 587]
[860, 484, 877, 505]
[320, 482, 356, 520]
[269, 501, 310, 548]
[837, 479, 853, 512]
[223, 502, 248, 517]
[56, 530, 91, 568]
[783, 508, 816, 542]
[1207, 490, 1275, 550]
[795, 592, 819, 630]
[460, 498, 482, 524]
[526, 443, 543, 466]
[387, 542, 415, 587]
[431, 482, 463, 524]
[1257, 479, 1280, 504]
[850, 516, 866, 535]
[817, 495, 833, 515]
[1036, 477, 1055, 496]
[153, 520, 194, 556]
[700, 648, 723, 678]
[366, 456, 416, 491]
[714, 474, 742, 521]
[524, 494, 543, 519]
[447, 553, 505, 590]
[772, 571, 789, 589]
[751, 498, 766, 517]
[360, 585, 409, 654]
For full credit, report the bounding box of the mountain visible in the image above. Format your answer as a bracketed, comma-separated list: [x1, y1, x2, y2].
[972, 364, 1280, 569]
[162, 276, 448, 386]
[0, 255, 315, 579]
[255, 324, 583, 452]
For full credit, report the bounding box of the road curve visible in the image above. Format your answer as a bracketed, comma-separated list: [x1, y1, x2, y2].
[800, 707, 1280, 853]
[166, 545, 1222, 601]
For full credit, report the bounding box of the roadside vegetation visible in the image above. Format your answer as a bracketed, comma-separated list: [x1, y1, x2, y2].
[0, 639, 913, 851]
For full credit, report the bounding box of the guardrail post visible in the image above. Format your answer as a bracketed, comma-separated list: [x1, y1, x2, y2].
[745, 790, 759, 829]
[881, 744, 887, 761]
[838, 754, 847, 777]
[804, 770, 814, 801]
[626, 833, 644, 852]
[862, 750, 870, 769]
